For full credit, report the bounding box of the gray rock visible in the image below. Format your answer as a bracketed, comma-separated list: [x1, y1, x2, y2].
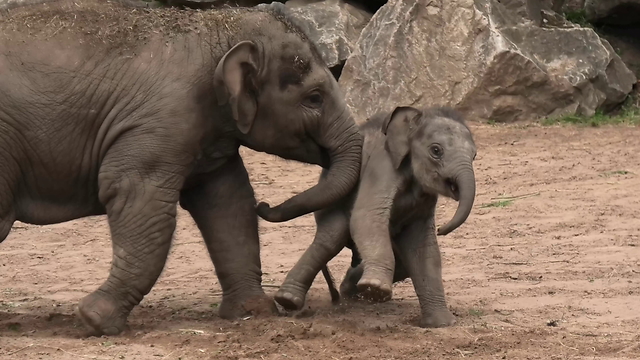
[257, 1, 372, 69]
[585, 0, 640, 25]
[339, 0, 637, 124]
[562, 0, 586, 12]
[502, 0, 585, 27]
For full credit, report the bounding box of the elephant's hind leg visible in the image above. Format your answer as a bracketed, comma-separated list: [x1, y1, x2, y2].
[395, 217, 456, 328]
[78, 134, 189, 336]
[0, 164, 17, 244]
[0, 206, 14, 244]
[275, 208, 350, 310]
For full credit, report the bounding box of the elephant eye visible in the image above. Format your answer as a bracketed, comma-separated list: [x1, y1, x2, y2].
[304, 92, 324, 108]
[430, 145, 443, 159]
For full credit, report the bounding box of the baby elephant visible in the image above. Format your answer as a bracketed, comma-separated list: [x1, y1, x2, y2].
[275, 106, 477, 328]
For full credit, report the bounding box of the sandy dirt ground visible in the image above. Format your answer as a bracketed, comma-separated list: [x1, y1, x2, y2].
[1, 123, 639, 360]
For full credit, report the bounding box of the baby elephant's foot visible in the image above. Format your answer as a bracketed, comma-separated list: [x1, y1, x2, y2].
[356, 278, 392, 303]
[274, 284, 306, 311]
[339, 266, 362, 300]
[218, 292, 279, 320]
[78, 291, 129, 336]
[420, 307, 456, 328]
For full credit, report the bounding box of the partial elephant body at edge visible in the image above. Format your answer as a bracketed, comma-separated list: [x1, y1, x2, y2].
[0, 0, 362, 336]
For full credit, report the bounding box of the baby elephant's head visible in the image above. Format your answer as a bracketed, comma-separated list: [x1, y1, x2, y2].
[382, 106, 477, 236]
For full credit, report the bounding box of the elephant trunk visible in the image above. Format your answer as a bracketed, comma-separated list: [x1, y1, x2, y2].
[437, 165, 476, 236]
[256, 112, 363, 222]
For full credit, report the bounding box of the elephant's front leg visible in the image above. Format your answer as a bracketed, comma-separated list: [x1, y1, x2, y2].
[339, 247, 409, 300]
[395, 214, 456, 328]
[350, 204, 395, 302]
[79, 138, 189, 336]
[275, 207, 350, 310]
[347, 148, 399, 302]
[180, 154, 277, 320]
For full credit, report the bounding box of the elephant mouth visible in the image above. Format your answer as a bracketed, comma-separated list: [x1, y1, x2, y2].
[278, 143, 331, 169]
[446, 179, 460, 201]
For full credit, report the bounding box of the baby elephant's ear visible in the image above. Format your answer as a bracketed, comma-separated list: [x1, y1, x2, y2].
[213, 41, 262, 134]
[382, 106, 422, 169]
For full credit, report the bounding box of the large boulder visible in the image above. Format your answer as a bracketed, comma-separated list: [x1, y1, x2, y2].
[339, 0, 637, 123]
[502, 0, 585, 23]
[519, 0, 584, 27]
[256, 1, 372, 71]
[585, 0, 640, 26]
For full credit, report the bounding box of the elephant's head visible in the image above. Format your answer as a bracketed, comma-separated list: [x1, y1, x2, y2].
[213, 12, 362, 222]
[382, 106, 477, 236]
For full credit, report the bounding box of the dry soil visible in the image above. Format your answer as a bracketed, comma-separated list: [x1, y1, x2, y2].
[1, 123, 639, 360]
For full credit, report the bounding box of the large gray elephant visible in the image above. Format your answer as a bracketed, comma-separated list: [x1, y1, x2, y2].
[273, 106, 477, 328]
[0, 0, 362, 335]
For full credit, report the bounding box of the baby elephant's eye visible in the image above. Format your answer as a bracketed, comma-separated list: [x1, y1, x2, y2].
[430, 145, 443, 159]
[306, 92, 324, 108]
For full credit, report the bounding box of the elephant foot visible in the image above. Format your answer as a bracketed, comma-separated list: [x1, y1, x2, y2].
[420, 307, 456, 328]
[218, 292, 279, 319]
[339, 266, 362, 300]
[356, 265, 393, 303]
[78, 291, 129, 336]
[274, 287, 305, 311]
[356, 278, 392, 303]
[338, 266, 391, 302]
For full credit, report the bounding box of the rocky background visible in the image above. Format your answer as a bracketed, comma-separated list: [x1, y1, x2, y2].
[3, 0, 639, 123]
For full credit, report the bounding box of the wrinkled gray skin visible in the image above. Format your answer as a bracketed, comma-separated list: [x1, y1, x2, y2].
[0, 1, 362, 335]
[275, 106, 477, 328]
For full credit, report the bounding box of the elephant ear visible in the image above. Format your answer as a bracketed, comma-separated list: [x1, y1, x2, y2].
[213, 41, 262, 134]
[382, 106, 422, 169]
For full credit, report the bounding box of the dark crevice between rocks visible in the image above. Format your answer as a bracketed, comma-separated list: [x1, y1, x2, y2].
[345, 0, 386, 14]
[596, 25, 640, 79]
[588, 4, 640, 27]
[329, 62, 344, 82]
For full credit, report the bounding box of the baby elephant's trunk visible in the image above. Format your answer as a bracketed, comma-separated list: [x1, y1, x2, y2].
[437, 168, 476, 236]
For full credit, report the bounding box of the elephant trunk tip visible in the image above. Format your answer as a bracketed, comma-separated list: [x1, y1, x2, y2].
[256, 202, 288, 223]
[436, 170, 476, 236]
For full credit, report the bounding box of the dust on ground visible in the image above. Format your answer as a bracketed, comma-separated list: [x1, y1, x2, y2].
[1, 123, 639, 359]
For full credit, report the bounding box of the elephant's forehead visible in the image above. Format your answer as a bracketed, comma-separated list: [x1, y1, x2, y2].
[278, 51, 312, 76]
[420, 117, 475, 148]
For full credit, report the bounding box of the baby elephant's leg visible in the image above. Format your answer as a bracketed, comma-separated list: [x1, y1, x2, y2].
[275, 208, 350, 310]
[339, 247, 407, 301]
[395, 217, 456, 328]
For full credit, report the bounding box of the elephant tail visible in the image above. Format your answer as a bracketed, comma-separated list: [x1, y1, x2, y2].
[321, 266, 340, 304]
